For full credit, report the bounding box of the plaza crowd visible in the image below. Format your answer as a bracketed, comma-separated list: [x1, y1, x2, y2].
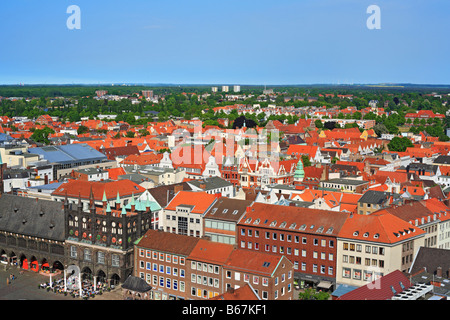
[39, 276, 111, 299]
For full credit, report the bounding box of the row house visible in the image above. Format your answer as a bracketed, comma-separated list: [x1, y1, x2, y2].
[238, 157, 298, 189]
[134, 229, 199, 300]
[134, 229, 294, 300]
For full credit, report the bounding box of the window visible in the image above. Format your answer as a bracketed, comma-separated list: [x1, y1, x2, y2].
[70, 246, 77, 258]
[84, 249, 91, 261]
[111, 254, 120, 267]
[97, 251, 105, 264]
[343, 268, 351, 278]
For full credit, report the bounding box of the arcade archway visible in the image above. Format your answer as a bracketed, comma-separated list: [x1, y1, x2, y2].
[53, 261, 64, 271]
[30, 256, 39, 272]
[110, 273, 120, 287]
[97, 270, 107, 283]
[81, 267, 93, 280]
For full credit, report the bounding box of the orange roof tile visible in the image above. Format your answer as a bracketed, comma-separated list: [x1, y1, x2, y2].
[338, 210, 425, 244]
[165, 191, 218, 214]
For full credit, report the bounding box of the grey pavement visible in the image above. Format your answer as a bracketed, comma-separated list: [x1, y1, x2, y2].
[0, 266, 123, 300]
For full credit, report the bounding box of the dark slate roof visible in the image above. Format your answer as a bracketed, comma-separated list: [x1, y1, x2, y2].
[358, 190, 395, 204]
[433, 155, 450, 165]
[187, 176, 233, 190]
[147, 182, 193, 208]
[204, 197, 253, 222]
[0, 194, 65, 241]
[406, 163, 438, 174]
[121, 275, 152, 293]
[409, 247, 450, 277]
[3, 169, 32, 179]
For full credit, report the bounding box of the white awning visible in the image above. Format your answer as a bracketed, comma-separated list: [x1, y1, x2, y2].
[317, 281, 333, 289]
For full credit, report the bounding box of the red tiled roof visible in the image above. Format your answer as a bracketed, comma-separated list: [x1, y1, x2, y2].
[210, 284, 259, 300]
[337, 270, 413, 300]
[224, 248, 287, 276]
[52, 179, 146, 200]
[165, 191, 218, 214]
[338, 210, 425, 244]
[240, 202, 348, 236]
[136, 229, 200, 256]
[188, 239, 234, 265]
[107, 167, 127, 180]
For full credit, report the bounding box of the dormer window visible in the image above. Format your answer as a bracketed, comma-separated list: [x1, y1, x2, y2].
[353, 231, 359, 236]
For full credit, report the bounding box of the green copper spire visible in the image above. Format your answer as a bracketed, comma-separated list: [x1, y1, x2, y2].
[102, 190, 107, 202]
[294, 157, 305, 181]
[106, 202, 111, 213]
[116, 191, 121, 203]
[121, 206, 127, 216]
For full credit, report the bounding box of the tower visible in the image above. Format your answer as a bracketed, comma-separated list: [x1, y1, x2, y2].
[293, 157, 305, 184]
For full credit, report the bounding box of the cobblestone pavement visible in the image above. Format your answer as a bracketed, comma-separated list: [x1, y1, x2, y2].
[0, 266, 123, 300]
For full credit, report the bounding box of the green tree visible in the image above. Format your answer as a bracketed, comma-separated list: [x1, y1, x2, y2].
[315, 119, 323, 129]
[298, 288, 330, 300]
[30, 126, 55, 145]
[387, 136, 413, 152]
[301, 155, 311, 167]
[77, 125, 89, 135]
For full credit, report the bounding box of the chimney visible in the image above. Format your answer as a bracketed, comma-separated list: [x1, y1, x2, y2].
[437, 266, 443, 278]
[200, 183, 206, 190]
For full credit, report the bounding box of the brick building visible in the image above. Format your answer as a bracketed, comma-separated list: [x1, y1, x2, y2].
[237, 202, 348, 291]
[134, 229, 295, 300]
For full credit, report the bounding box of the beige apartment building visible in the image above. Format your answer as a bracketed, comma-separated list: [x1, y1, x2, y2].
[336, 211, 425, 287]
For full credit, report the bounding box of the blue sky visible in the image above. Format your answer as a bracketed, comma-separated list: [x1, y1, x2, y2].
[0, 0, 449, 85]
